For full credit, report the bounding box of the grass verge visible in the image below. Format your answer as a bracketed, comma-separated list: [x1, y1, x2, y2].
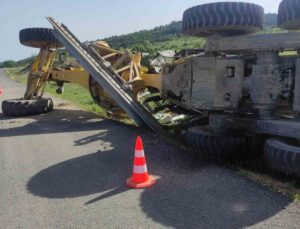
[237, 168, 300, 203]
[5, 67, 28, 84]
[4, 68, 112, 120]
[295, 194, 300, 202]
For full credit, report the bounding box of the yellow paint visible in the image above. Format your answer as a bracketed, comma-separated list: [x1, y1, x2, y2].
[26, 39, 162, 103]
[141, 73, 161, 91]
[50, 41, 162, 92]
[51, 67, 90, 89]
[51, 67, 162, 92]
[25, 48, 57, 99]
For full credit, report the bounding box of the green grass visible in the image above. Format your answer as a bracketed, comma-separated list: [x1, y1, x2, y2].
[295, 194, 300, 202]
[152, 36, 205, 51]
[46, 83, 107, 115]
[5, 67, 28, 84]
[5, 67, 136, 124]
[237, 168, 300, 203]
[4, 68, 108, 118]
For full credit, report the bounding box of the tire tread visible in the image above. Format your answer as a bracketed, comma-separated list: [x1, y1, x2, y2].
[185, 126, 246, 158]
[183, 2, 264, 37]
[278, 0, 300, 29]
[2, 98, 53, 116]
[19, 28, 61, 48]
[264, 138, 300, 177]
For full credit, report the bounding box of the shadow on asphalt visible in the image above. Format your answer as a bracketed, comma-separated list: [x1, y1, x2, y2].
[0, 108, 134, 137]
[27, 150, 131, 200]
[1, 107, 291, 228]
[26, 121, 291, 229]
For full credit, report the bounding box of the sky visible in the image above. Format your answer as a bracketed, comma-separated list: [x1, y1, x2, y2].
[0, 0, 282, 62]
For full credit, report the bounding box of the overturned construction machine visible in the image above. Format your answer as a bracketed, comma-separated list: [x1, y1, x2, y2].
[2, 0, 300, 177]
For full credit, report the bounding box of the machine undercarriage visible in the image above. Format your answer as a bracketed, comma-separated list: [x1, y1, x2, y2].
[2, 0, 300, 178]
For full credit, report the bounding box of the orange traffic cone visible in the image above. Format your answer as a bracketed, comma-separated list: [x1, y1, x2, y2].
[126, 136, 156, 189]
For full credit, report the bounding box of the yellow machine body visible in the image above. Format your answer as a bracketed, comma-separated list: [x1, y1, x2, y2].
[51, 67, 90, 89]
[48, 41, 162, 103]
[23, 38, 162, 113]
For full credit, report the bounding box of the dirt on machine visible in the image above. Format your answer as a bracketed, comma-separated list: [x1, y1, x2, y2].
[2, 0, 300, 178]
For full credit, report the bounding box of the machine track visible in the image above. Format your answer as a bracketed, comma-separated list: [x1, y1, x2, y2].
[47, 17, 163, 133]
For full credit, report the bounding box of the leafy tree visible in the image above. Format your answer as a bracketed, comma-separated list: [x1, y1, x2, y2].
[143, 40, 155, 54]
[103, 15, 278, 52]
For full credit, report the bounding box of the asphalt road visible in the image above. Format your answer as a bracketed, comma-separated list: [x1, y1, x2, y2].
[0, 69, 300, 229]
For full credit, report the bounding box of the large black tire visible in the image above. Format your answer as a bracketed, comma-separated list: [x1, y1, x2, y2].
[185, 126, 246, 158]
[278, 0, 300, 30]
[247, 134, 267, 156]
[19, 28, 62, 48]
[2, 98, 53, 116]
[182, 2, 264, 37]
[264, 138, 300, 177]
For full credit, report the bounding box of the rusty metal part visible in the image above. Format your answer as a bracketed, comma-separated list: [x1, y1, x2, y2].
[24, 46, 56, 99]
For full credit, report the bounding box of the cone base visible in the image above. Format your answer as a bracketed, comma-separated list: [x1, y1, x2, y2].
[126, 175, 156, 189]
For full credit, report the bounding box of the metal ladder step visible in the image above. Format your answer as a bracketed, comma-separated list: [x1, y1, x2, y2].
[47, 17, 163, 134]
